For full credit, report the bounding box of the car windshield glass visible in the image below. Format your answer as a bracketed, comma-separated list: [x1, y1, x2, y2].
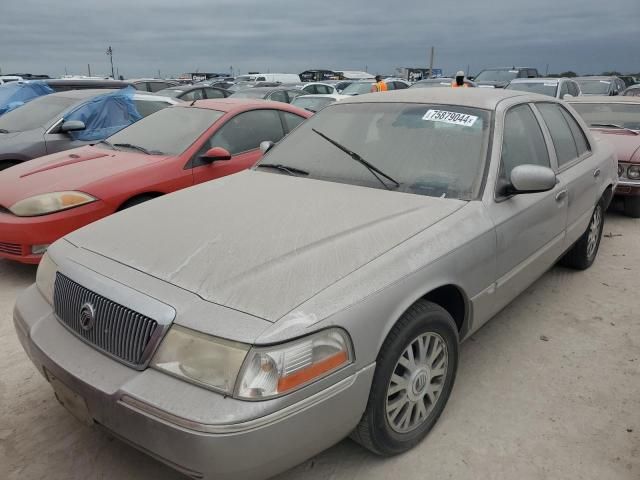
[292, 96, 335, 111]
[571, 103, 640, 130]
[341, 82, 375, 95]
[230, 90, 267, 99]
[102, 106, 223, 155]
[0, 95, 76, 132]
[506, 82, 558, 97]
[255, 102, 491, 200]
[411, 80, 452, 88]
[576, 80, 611, 95]
[474, 70, 519, 82]
[155, 88, 183, 98]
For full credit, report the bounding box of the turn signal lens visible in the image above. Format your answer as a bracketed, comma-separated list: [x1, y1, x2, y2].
[236, 328, 352, 400]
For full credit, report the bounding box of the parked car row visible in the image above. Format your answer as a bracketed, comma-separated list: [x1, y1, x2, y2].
[10, 88, 622, 480]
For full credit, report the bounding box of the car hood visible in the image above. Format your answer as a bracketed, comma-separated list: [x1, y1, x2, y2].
[67, 170, 466, 322]
[591, 130, 640, 163]
[0, 146, 170, 207]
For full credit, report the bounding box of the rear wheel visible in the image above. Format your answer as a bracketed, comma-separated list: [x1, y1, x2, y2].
[351, 300, 459, 455]
[623, 197, 640, 218]
[560, 199, 604, 270]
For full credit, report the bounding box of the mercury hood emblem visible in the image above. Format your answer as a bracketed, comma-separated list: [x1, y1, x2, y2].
[79, 302, 96, 331]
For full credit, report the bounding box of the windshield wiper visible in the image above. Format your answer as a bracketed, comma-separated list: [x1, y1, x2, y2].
[590, 123, 639, 135]
[96, 139, 117, 149]
[256, 163, 309, 176]
[311, 128, 400, 190]
[113, 143, 164, 155]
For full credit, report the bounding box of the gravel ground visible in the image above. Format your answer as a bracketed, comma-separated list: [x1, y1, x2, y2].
[0, 212, 638, 480]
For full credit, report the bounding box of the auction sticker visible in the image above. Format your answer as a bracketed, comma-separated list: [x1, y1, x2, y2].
[422, 109, 478, 127]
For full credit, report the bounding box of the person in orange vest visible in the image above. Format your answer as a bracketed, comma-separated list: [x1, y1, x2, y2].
[451, 71, 469, 88]
[371, 75, 388, 92]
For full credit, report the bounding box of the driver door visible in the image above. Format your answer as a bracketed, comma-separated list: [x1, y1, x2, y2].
[488, 103, 567, 310]
[44, 119, 91, 154]
[191, 109, 286, 185]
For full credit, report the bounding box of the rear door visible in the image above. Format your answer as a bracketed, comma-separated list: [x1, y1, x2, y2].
[489, 103, 568, 307]
[191, 109, 285, 184]
[534, 102, 600, 247]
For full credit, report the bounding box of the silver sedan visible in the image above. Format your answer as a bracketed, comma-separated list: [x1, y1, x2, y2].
[14, 89, 618, 479]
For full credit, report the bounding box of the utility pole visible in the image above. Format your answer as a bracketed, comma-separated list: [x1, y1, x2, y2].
[87, 64, 91, 77]
[545, 63, 549, 76]
[106, 46, 115, 79]
[158, 69, 161, 79]
[428, 46, 435, 78]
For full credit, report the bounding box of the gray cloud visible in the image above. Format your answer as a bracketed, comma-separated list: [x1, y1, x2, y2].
[1, 0, 638, 78]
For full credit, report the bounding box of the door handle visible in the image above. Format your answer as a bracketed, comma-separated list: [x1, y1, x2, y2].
[555, 189, 568, 202]
[593, 168, 601, 178]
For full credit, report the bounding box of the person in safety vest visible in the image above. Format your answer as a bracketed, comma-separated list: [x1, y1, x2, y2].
[451, 70, 469, 88]
[371, 75, 388, 92]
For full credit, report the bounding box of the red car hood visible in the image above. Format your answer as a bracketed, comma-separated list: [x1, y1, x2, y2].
[592, 130, 640, 163]
[0, 146, 170, 207]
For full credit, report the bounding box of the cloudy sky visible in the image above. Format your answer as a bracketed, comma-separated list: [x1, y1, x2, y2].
[1, 0, 638, 78]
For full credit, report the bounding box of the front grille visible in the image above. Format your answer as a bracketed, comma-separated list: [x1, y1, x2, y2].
[54, 273, 158, 367]
[0, 241, 23, 256]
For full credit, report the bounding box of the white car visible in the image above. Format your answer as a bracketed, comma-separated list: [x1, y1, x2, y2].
[0, 75, 24, 85]
[296, 82, 338, 95]
[506, 78, 582, 99]
[291, 93, 349, 112]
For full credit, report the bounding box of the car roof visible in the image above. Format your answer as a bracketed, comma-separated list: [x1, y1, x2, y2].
[510, 78, 565, 83]
[574, 76, 619, 81]
[566, 95, 640, 104]
[339, 88, 529, 110]
[181, 98, 301, 112]
[416, 78, 453, 82]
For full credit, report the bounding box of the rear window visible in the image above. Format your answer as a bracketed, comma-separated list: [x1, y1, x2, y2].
[134, 99, 172, 117]
[506, 82, 558, 97]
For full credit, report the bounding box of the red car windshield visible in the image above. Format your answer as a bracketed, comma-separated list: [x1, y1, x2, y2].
[101, 106, 224, 156]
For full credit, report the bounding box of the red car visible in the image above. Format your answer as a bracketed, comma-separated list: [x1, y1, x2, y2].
[0, 99, 311, 263]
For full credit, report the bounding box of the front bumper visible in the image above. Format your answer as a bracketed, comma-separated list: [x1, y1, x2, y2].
[614, 179, 640, 197]
[13, 284, 375, 480]
[0, 201, 110, 264]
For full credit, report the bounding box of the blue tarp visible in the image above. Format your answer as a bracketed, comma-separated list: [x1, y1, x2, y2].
[63, 86, 142, 141]
[0, 81, 54, 116]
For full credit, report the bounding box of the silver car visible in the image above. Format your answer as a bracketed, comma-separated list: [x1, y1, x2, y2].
[14, 89, 617, 479]
[506, 77, 582, 99]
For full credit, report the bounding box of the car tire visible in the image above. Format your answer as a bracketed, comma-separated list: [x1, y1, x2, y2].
[560, 199, 605, 270]
[623, 197, 640, 218]
[351, 300, 459, 456]
[0, 160, 20, 171]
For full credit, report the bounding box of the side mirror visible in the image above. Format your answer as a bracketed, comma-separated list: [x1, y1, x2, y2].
[201, 147, 231, 162]
[60, 120, 86, 133]
[509, 164, 557, 194]
[260, 141, 275, 154]
[562, 93, 573, 99]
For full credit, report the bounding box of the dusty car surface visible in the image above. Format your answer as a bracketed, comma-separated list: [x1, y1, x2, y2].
[14, 89, 617, 480]
[0, 99, 310, 263]
[567, 95, 640, 216]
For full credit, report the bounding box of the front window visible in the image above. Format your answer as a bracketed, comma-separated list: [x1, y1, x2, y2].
[341, 82, 375, 95]
[506, 82, 558, 97]
[101, 107, 223, 155]
[0, 95, 76, 132]
[571, 103, 640, 130]
[230, 90, 267, 99]
[575, 80, 611, 95]
[474, 69, 519, 83]
[256, 103, 491, 200]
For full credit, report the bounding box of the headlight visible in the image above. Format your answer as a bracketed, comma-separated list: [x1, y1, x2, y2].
[9, 191, 97, 217]
[151, 325, 249, 394]
[36, 252, 58, 305]
[628, 165, 640, 180]
[236, 328, 352, 400]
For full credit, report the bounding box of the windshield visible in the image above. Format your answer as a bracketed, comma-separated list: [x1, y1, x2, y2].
[255, 102, 491, 200]
[506, 82, 558, 97]
[230, 90, 267, 99]
[571, 103, 640, 130]
[576, 79, 611, 95]
[0, 95, 76, 132]
[341, 82, 375, 95]
[155, 88, 183, 98]
[291, 96, 335, 111]
[474, 69, 519, 83]
[102, 106, 223, 155]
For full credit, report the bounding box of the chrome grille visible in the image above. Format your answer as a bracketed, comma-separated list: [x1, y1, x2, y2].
[54, 273, 158, 367]
[0, 241, 23, 256]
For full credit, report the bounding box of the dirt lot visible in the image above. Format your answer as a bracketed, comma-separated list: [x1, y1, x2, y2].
[0, 212, 638, 480]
